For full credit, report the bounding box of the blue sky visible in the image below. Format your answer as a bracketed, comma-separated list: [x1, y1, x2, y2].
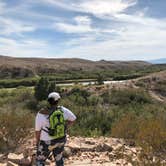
[0, 0, 166, 61]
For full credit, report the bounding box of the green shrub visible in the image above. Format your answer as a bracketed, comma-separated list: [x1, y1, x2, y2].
[0, 77, 38, 88]
[67, 88, 90, 105]
[108, 88, 152, 105]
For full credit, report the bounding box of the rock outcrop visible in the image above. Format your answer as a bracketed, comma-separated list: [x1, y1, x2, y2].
[0, 136, 165, 166]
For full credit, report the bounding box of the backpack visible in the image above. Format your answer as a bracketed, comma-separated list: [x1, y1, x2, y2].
[46, 107, 66, 139]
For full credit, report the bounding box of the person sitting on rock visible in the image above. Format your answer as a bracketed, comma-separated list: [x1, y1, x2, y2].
[35, 92, 76, 166]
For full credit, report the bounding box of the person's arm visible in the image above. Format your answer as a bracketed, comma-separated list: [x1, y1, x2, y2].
[62, 106, 76, 128]
[35, 130, 41, 146]
[67, 120, 75, 126]
[35, 113, 43, 146]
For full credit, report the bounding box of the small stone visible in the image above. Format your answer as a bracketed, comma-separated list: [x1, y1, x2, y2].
[63, 147, 72, 158]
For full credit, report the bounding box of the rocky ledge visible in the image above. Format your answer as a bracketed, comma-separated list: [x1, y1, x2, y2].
[0, 137, 165, 166]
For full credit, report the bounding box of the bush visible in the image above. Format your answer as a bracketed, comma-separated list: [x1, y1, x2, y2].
[107, 88, 152, 105]
[67, 88, 90, 105]
[136, 117, 166, 153]
[0, 77, 38, 88]
[0, 109, 34, 152]
[111, 113, 139, 139]
[111, 109, 166, 154]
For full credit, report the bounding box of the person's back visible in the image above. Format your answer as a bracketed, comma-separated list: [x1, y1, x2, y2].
[35, 92, 76, 166]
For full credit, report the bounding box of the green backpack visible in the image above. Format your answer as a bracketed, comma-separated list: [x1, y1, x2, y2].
[47, 107, 66, 139]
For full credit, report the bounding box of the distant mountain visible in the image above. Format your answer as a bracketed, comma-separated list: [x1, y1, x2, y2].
[0, 55, 151, 78]
[149, 58, 166, 64]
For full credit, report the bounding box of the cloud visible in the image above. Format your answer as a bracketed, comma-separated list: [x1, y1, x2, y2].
[74, 0, 137, 17]
[0, 0, 166, 61]
[0, 1, 6, 14]
[0, 17, 36, 36]
[42, 0, 137, 17]
[0, 37, 50, 57]
[60, 22, 166, 60]
[0, 1, 37, 36]
[54, 16, 94, 33]
[74, 16, 91, 25]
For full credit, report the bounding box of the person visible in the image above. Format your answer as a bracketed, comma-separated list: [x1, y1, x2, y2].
[35, 92, 76, 166]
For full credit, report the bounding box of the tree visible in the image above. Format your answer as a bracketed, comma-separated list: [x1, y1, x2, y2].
[97, 74, 104, 85]
[34, 77, 50, 101]
[35, 77, 60, 101]
[48, 81, 61, 94]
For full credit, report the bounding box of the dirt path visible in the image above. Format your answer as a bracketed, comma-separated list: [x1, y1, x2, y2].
[149, 90, 165, 102]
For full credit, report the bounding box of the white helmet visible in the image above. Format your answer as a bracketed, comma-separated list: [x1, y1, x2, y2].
[48, 92, 61, 101]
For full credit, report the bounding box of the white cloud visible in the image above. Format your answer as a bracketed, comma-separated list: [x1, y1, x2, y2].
[0, 37, 50, 57]
[0, 1, 6, 14]
[74, 16, 91, 25]
[42, 0, 137, 17]
[0, 17, 36, 36]
[113, 13, 166, 27]
[75, 0, 137, 17]
[0, 1, 37, 36]
[54, 16, 94, 33]
[54, 22, 92, 33]
[60, 16, 166, 60]
[0, 0, 166, 60]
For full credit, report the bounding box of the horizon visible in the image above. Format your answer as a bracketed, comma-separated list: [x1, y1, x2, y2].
[0, 0, 166, 61]
[0, 54, 165, 63]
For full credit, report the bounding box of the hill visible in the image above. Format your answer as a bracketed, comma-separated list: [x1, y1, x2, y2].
[135, 70, 166, 102]
[0, 55, 151, 78]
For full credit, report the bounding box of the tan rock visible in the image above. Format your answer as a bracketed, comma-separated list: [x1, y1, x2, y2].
[63, 147, 72, 158]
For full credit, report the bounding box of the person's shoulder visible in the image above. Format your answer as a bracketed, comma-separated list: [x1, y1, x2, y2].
[39, 108, 49, 115]
[60, 106, 76, 121]
[60, 106, 70, 112]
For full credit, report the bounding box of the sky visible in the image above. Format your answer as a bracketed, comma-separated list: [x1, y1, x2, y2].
[0, 0, 166, 61]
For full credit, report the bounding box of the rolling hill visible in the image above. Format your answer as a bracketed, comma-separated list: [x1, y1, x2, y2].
[0, 55, 151, 78]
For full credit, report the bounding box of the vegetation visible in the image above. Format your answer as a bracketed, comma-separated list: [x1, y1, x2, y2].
[34, 77, 60, 101]
[0, 74, 165, 165]
[0, 88, 34, 151]
[0, 64, 165, 88]
[0, 77, 38, 88]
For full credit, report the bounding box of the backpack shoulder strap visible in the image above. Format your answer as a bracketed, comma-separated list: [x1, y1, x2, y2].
[57, 106, 63, 113]
[39, 108, 49, 115]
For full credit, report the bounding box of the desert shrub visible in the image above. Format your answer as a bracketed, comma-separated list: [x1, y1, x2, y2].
[111, 107, 166, 154]
[67, 88, 90, 105]
[154, 80, 166, 97]
[135, 81, 147, 88]
[111, 112, 139, 139]
[136, 117, 166, 153]
[88, 95, 103, 106]
[36, 100, 49, 110]
[0, 109, 34, 152]
[0, 87, 34, 108]
[106, 88, 152, 105]
[113, 74, 142, 80]
[101, 91, 111, 104]
[61, 93, 113, 137]
[0, 87, 36, 152]
[68, 107, 113, 137]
